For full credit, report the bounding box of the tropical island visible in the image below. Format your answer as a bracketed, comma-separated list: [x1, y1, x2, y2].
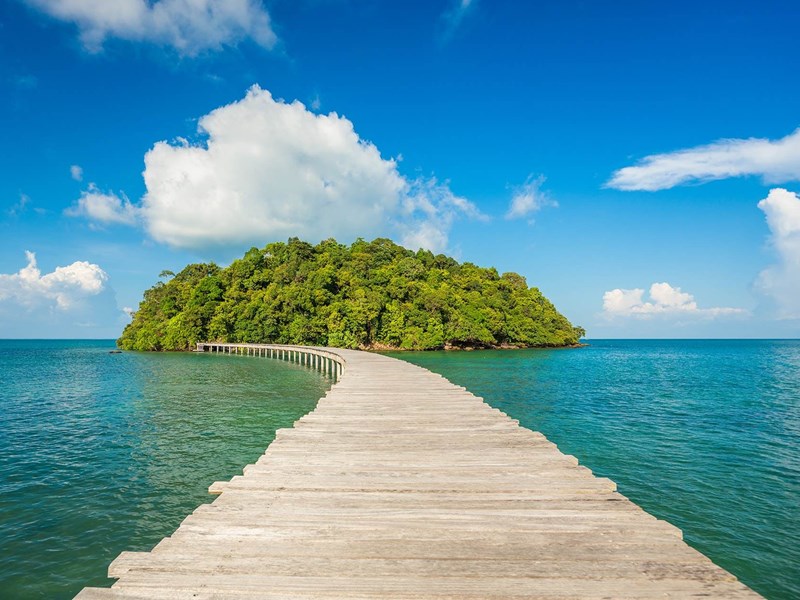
[118, 237, 584, 351]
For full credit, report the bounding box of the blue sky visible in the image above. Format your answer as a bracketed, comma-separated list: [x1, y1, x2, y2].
[1, 0, 799, 339]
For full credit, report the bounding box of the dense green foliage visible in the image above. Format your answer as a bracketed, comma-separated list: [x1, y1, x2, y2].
[118, 238, 584, 351]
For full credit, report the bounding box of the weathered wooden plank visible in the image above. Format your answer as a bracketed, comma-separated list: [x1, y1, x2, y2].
[107, 573, 759, 598]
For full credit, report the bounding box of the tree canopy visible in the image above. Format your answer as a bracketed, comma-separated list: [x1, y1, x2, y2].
[118, 237, 585, 351]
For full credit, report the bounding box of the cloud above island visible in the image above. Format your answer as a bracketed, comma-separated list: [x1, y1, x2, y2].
[70, 85, 484, 253]
[24, 0, 276, 55]
[603, 282, 746, 319]
[607, 128, 800, 191]
[755, 188, 800, 319]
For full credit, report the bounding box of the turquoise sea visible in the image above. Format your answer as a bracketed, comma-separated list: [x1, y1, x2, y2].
[1, 340, 798, 599]
[0, 340, 332, 599]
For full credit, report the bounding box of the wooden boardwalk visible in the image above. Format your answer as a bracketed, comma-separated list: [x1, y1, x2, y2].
[77, 344, 760, 599]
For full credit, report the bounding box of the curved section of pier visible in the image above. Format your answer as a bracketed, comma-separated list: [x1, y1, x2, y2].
[77, 344, 760, 599]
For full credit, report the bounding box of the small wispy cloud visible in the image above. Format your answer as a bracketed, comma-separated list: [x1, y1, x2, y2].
[399, 177, 488, 253]
[440, 0, 478, 42]
[607, 128, 800, 191]
[65, 184, 138, 226]
[7, 193, 31, 217]
[505, 175, 556, 222]
[70, 165, 83, 181]
[602, 282, 747, 319]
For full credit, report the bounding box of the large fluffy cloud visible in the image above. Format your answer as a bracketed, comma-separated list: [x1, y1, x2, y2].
[607, 128, 800, 191]
[24, 0, 276, 55]
[141, 86, 405, 248]
[118, 85, 480, 253]
[603, 282, 746, 318]
[756, 188, 800, 318]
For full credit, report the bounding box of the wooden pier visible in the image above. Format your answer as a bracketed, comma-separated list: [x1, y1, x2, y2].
[77, 344, 760, 599]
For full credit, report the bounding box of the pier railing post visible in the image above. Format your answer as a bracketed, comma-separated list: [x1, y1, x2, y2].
[198, 343, 346, 384]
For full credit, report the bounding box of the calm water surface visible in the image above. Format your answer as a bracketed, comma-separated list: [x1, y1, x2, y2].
[389, 340, 800, 600]
[1, 340, 798, 599]
[0, 340, 331, 598]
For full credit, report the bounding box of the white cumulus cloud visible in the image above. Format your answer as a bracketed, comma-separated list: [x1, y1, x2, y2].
[607, 128, 800, 191]
[141, 86, 404, 248]
[69, 87, 482, 252]
[0, 252, 123, 337]
[70, 164, 83, 181]
[756, 188, 800, 319]
[127, 85, 481, 252]
[505, 175, 556, 221]
[66, 184, 139, 225]
[24, 0, 276, 55]
[602, 282, 746, 319]
[0, 251, 107, 311]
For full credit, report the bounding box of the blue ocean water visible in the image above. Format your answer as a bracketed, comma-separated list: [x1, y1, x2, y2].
[0, 340, 797, 599]
[0, 340, 332, 599]
[390, 340, 800, 600]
